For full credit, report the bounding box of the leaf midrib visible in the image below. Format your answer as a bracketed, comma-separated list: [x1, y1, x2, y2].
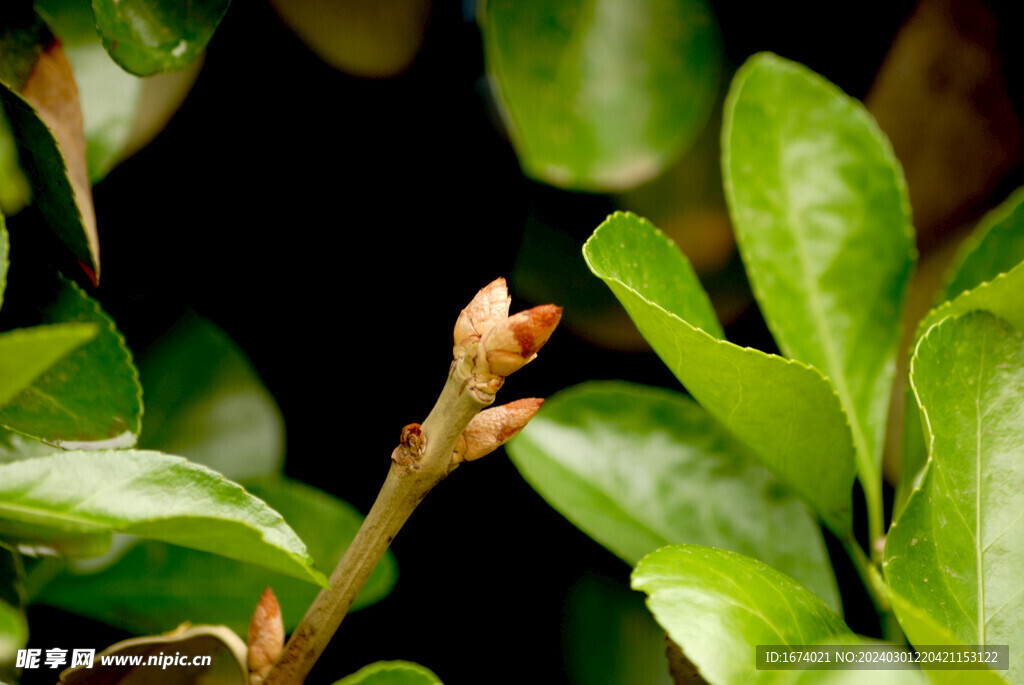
[974, 326, 987, 644]
[771, 116, 875, 498]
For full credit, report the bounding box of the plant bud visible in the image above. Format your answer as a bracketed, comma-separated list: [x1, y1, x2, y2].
[479, 305, 562, 376]
[453, 398, 544, 464]
[453, 278, 511, 349]
[248, 587, 284, 685]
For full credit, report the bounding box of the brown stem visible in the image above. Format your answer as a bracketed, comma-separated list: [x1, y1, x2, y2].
[263, 362, 490, 685]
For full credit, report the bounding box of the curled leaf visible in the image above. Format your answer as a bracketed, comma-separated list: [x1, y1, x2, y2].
[59, 623, 247, 684]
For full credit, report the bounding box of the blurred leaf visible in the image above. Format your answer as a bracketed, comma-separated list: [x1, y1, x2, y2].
[585, 212, 856, 535]
[269, 0, 430, 78]
[38, 476, 395, 635]
[885, 312, 1024, 684]
[139, 313, 284, 480]
[0, 11, 100, 278]
[512, 216, 648, 351]
[59, 623, 247, 684]
[941, 185, 1024, 304]
[0, 322, 98, 409]
[0, 599, 27, 681]
[0, 111, 30, 215]
[480, 0, 721, 191]
[0, 450, 327, 586]
[0, 215, 7, 306]
[563, 573, 673, 685]
[509, 381, 840, 609]
[0, 427, 62, 463]
[632, 545, 849, 685]
[91, 0, 231, 76]
[723, 52, 914, 490]
[36, 0, 199, 182]
[0, 277, 141, 447]
[333, 661, 442, 685]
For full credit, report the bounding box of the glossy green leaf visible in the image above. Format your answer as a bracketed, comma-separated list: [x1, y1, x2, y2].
[887, 593, 1009, 685]
[0, 322, 98, 408]
[138, 313, 284, 480]
[91, 0, 231, 76]
[563, 573, 673, 685]
[941, 186, 1024, 304]
[900, 261, 1024, 516]
[722, 52, 914, 497]
[334, 661, 442, 685]
[585, 212, 856, 535]
[0, 450, 327, 586]
[633, 545, 849, 685]
[37, 477, 394, 635]
[778, 636, 930, 685]
[0, 14, 99, 275]
[0, 277, 141, 447]
[509, 381, 839, 609]
[480, 0, 721, 191]
[885, 312, 1024, 684]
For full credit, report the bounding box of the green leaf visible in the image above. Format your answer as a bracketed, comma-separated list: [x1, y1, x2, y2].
[585, 211, 856, 535]
[0, 322, 98, 408]
[633, 545, 850, 685]
[0, 428, 61, 463]
[91, 0, 231, 76]
[941, 185, 1024, 304]
[0, 111, 30, 215]
[563, 573, 673, 685]
[0, 450, 327, 586]
[59, 623, 247, 685]
[480, 0, 721, 192]
[899, 261, 1024, 516]
[138, 313, 284, 480]
[722, 52, 914, 494]
[333, 661, 442, 685]
[37, 477, 394, 635]
[777, 635, 931, 685]
[887, 593, 1009, 685]
[508, 381, 840, 609]
[885, 312, 1024, 684]
[0, 277, 141, 447]
[0, 217, 7, 307]
[0, 599, 27, 677]
[918, 261, 1024, 338]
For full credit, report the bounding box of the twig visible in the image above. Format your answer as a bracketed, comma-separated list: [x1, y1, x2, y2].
[262, 279, 559, 684]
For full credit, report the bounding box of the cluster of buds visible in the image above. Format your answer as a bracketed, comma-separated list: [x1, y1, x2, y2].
[453, 278, 561, 402]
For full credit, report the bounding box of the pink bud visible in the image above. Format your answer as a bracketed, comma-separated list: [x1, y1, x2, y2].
[454, 398, 544, 463]
[453, 278, 511, 348]
[248, 587, 284, 683]
[481, 305, 562, 376]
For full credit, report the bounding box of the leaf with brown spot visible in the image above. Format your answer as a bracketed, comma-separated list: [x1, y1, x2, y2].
[0, 11, 100, 281]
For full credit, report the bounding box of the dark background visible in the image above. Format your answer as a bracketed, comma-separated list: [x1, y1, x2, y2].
[15, 1, 1023, 682]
